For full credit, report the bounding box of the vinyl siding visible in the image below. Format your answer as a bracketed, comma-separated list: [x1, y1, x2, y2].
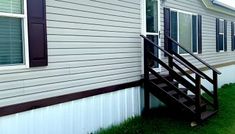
[160, 0, 235, 70]
[0, 0, 142, 107]
[1, 0, 235, 109]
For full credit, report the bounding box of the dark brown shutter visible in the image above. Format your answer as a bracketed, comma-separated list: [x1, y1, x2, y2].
[224, 20, 227, 51]
[27, 0, 48, 67]
[198, 15, 202, 54]
[232, 22, 235, 51]
[164, 8, 171, 56]
[216, 18, 219, 52]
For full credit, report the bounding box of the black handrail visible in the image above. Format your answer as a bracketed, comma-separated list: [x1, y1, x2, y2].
[166, 35, 221, 75]
[165, 34, 219, 109]
[141, 35, 205, 79]
[142, 33, 219, 118]
[172, 52, 214, 83]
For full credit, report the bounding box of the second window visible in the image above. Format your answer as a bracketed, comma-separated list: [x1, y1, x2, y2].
[170, 10, 198, 54]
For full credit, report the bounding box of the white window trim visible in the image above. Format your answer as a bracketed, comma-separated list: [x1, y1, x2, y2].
[141, 0, 161, 73]
[218, 19, 225, 52]
[233, 22, 235, 51]
[170, 9, 199, 55]
[233, 22, 235, 36]
[0, 0, 29, 71]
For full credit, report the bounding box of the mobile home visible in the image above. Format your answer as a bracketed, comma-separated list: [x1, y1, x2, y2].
[0, 0, 235, 133]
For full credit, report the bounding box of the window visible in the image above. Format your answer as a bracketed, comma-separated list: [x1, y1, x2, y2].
[0, 0, 28, 68]
[233, 23, 235, 36]
[170, 10, 198, 54]
[233, 22, 235, 36]
[144, 0, 160, 69]
[232, 22, 235, 51]
[216, 19, 227, 52]
[218, 19, 225, 51]
[146, 0, 158, 33]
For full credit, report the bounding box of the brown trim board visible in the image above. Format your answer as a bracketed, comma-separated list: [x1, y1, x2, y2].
[0, 80, 142, 117]
[183, 61, 235, 74]
[199, 61, 235, 72]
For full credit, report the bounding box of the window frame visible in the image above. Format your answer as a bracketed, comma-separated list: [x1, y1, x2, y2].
[233, 22, 235, 51]
[169, 8, 199, 55]
[218, 19, 225, 52]
[0, 0, 29, 70]
[233, 22, 235, 36]
[234, 22, 235, 36]
[141, 0, 161, 72]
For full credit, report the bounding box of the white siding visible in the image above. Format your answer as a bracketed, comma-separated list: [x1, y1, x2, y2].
[0, 0, 142, 107]
[160, 0, 235, 71]
[0, 87, 142, 134]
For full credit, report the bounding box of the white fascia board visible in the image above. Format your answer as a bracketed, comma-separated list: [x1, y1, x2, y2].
[212, 0, 235, 11]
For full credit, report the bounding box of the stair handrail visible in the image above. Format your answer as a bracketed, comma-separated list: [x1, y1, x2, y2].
[140, 35, 205, 79]
[165, 35, 221, 75]
[165, 34, 219, 109]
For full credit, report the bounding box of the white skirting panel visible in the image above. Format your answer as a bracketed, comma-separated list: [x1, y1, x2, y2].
[0, 86, 141, 134]
[180, 64, 235, 92]
[202, 64, 235, 89]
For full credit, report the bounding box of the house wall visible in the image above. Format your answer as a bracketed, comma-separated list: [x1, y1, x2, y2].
[160, 0, 235, 70]
[0, 87, 143, 134]
[149, 0, 235, 108]
[1, 0, 235, 132]
[0, 0, 142, 108]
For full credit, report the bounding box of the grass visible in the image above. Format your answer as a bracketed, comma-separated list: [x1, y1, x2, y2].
[96, 83, 235, 134]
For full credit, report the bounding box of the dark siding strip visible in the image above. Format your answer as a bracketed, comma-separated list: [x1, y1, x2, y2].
[198, 15, 202, 54]
[232, 22, 234, 51]
[170, 11, 178, 53]
[192, 15, 197, 53]
[27, 0, 48, 67]
[224, 20, 227, 51]
[0, 80, 142, 117]
[216, 18, 220, 52]
[164, 8, 171, 56]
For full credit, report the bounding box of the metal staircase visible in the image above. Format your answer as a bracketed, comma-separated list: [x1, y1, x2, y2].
[141, 34, 221, 123]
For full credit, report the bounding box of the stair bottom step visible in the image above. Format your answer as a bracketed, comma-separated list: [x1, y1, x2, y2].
[200, 110, 218, 121]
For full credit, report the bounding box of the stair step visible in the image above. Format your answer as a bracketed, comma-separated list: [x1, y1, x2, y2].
[189, 95, 196, 99]
[167, 90, 177, 96]
[179, 97, 188, 103]
[153, 81, 178, 91]
[149, 74, 172, 82]
[189, 103, 207, 111]
[154, 81, 178, 87]
[201, 110, 218, 121]
[179, 88, 188, 94]
[155, 83, 168, 88]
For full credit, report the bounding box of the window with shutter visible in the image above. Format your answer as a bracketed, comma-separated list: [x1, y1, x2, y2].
[232, 22, 235, 51]
[0, 0, 47, 70]
[216, 19, 227, 52]
[0, 0, 29, 69]
[169, 10, 201, 54]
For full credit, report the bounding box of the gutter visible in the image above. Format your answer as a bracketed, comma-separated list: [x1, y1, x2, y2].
[212, 0, 235, 11]
[201, 0, 235, 17]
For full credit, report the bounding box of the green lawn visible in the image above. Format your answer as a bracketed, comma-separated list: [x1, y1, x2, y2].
[96, 83, 235, 134]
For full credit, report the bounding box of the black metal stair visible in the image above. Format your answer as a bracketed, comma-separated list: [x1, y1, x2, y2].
[141, 35, 221, 123]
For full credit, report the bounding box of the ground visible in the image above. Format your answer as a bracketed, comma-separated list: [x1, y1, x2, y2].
[96, 83, 235, 134]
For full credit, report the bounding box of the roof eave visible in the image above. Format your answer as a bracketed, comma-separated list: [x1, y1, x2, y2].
[201, 0, 235, 17]
[212, 0, 235, 11]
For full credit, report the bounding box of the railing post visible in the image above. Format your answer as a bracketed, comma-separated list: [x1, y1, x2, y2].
[195, 74, 202, 121]
[167, 38, 174, 81]
[213, 71, 219, 109]
[143, 40, 150, 113]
